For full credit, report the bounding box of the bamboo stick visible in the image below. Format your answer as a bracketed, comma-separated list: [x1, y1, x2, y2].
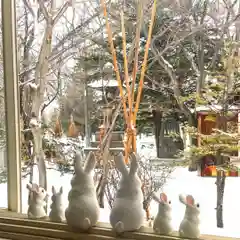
[120, 11, 134, 163]
[120, 11, 132, 123]
[133, 0, 157, 123]
[131, 1, 143, 101]
[101, 0, 157, 161]
[100, 0, 129, 123]
[131, 2, 143, 153]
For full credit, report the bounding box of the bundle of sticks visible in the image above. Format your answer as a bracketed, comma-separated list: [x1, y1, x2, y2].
[100, 0, 157, 163]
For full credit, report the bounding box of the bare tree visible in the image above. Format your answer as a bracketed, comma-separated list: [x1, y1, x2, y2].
[16, 0, 103, 212]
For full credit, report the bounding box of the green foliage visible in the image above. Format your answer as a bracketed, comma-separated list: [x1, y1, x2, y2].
[181, 42, 240, 163]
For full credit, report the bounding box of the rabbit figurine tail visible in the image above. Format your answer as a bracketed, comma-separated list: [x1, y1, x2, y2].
[82, 218, 91, 231]
[109, 153, 145, 233]
[114, 221, 124, 234]
[65, 152, 100, 231]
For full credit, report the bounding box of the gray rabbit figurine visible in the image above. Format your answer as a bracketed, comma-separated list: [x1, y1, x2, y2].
[49, 186, 65, 222]
[152, 192, 173, 235]
[65, 151, 100, 231]
[27, 183, 47, 219]
[110, 152, 145, 234]
[179, 194, 200, 239]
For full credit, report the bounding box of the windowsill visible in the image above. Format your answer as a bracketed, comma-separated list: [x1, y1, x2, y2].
[0, 210, 238, 240]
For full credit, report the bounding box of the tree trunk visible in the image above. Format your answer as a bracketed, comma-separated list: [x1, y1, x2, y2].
[152, 110, 162, 158]
[215, 151, 226, 228]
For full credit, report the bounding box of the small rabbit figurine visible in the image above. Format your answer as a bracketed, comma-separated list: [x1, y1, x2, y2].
[65, 151, 100, 231]
[27, 183, 47, 219]
[49, 186, 65, 223]
[110, 152, 145, 234]
[152, 192, 173, 235]
[179, 194, 200, 239]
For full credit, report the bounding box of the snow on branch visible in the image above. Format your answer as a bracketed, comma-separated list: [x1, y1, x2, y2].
[37, 0, 49, 20]
[53, 1, 71, 25]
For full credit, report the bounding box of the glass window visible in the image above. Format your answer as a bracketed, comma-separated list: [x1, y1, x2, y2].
[0, 16, 7, 208]
[1, 0, 240, 240]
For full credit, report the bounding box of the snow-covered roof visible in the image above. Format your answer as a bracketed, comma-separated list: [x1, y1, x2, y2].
[194, 105, 239, 112]
[88, 79, 119, 88]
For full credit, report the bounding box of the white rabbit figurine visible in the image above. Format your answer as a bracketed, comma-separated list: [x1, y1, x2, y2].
[152, 192, 173, 235]
[65, 151, 100, 231]
[49, 186, 65, 222]
[27, 183, 47, 219]
[179, 194, 200, 239]
[110, 152, 145, 234]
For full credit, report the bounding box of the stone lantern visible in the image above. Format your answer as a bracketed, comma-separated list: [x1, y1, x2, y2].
[103, 62, 114, 80]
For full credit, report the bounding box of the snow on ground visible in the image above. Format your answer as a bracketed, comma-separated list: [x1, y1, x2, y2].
[0, 136, 239, 238]
[17, 166, 239, 238]
[0, 165, 238, 237]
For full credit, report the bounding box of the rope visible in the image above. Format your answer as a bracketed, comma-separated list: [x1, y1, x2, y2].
[123, 121, 137, 163]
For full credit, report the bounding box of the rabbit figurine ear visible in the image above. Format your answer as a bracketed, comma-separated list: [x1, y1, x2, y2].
[27, 183, 39, 192]
[160, 193, 168, 203]
[152, 192, 161, 203]
[74, 152, 84, 173]
[52, 186, 56, 195]
[129, 153, 139, 176]
[114, 152, 128, 176]
[179, 194, 187, 205]
[84, 152, 96, 174]
[186, 195, 195, 206]
[59, 186, 63, 194]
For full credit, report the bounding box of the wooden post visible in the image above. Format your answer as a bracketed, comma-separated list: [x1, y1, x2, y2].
[238, 113, 240, 160]
[84, 80, 91, 146]
[197, 113, 202, 146]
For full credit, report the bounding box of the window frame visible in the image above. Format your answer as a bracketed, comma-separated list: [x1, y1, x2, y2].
[1, 1, 239, 240]
[0, 211, 238, 240]
[2, 0, 22, 213]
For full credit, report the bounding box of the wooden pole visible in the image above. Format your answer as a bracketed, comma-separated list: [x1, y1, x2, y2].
[131, 1, 143, 99]
[101, 0, 157, 162]
[120, 11, 135, 163]
[197, 113, 202, 146]
[100, 0, 129, 123]
[129, 2, 143, 156]
[133, 0, 157, 124]
[238, 112, 240, 159]
[121, 11, 132, 120]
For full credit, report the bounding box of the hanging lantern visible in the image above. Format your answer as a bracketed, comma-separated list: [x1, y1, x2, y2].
[68, 115, 77, 138]
[204, 114, 216, 122]
[54, 117, 63, 137]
